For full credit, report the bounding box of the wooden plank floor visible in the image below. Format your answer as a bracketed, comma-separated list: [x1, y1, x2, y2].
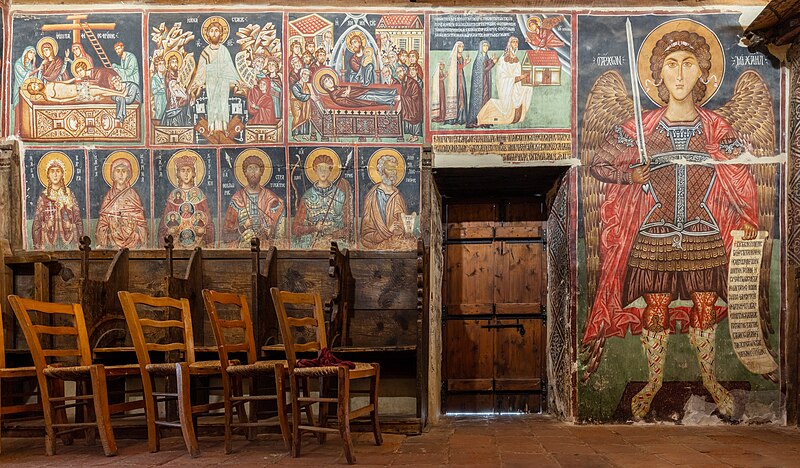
[3, 414, 800, 466]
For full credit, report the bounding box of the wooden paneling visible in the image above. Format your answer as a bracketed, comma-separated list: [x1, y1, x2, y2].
[494, 319, 544, 392]
[445, 243, 496, 316]
[494, 242, 543, 315]
[445, 318, 493, 392]
[447, 203, 497, 223]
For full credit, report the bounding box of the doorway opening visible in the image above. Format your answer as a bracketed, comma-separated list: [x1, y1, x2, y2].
[434, 165, 568, 415]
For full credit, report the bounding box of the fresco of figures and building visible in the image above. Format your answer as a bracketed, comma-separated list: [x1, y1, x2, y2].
[428, 12, 572, 161]
[576, 13, 782, 422]
[10, 13, 144, 143]
[286, 13, 424, 143]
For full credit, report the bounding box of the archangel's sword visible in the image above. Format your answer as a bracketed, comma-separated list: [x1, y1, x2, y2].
[626, 18, 651, 193]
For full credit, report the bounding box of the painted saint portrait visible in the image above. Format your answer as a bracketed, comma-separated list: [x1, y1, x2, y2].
[31, 152, 84, 250]
[291, 147, 353, 249]
[359, 149, 416, 250]
[95, 151, 148, 249]
[157, 149, 215, 248]
[221, 149, 285, 248]
[579, 18, 778, 420]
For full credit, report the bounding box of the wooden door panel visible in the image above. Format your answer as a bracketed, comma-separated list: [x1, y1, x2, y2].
[445, 243, 496, 315]
[447, 223, 494, 240]
[494, 242, 542, 312]
[494, 319, 544, 392]
[495, 394, 542, 413]
[445, 319, 493, 392]
[447, 394, 494, 413]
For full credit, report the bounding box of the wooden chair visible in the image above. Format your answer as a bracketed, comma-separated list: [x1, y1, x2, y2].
[202, 289, 290, 454]
[8, 295, 141, 456]
[0, 302, 46, 454]
[270, 287, 382, 464]
[118, 291, 225, 457]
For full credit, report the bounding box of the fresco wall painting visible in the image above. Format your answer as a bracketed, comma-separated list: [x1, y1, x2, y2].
[428, 12, 573, 162]
[147, 12, 284, 146]
[10, 13, 144, 143]
[577, 13, 783, 422]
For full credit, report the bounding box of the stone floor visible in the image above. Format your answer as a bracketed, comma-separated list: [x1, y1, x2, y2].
[3, 415, 800, 466]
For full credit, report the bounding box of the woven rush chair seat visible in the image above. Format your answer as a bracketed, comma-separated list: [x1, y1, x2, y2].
[294, 362, 375, 378]
[225, 359, 285, 376]
[143, 360, 232, 376]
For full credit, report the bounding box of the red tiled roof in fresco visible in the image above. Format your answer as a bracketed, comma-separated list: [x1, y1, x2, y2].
[376, 15, 422, 29]
[289, 14, 332, 36]
[525, 49, 560, 67]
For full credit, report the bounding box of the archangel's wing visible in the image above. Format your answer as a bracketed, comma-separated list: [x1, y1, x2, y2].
[579, 70, 634, 381]
[236, 24, 258, 52]
[541, 15, 565, 30]
[716, 70, 778, 381]
[178, 53, 195, 88]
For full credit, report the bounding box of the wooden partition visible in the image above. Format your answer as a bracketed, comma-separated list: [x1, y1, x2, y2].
[79, 236, 131, 350]
[164, 235, 205, 346]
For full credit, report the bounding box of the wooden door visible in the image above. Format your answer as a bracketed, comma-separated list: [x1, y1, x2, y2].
[443, 222, 546, 414]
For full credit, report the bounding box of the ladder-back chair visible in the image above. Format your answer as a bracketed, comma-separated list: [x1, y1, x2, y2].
[8, 295, 141, 456]
[270, 288, 382, 464]
[118, 291, 225, 457]
[202, 289, 290, 453]
[0, 301, 50, 454]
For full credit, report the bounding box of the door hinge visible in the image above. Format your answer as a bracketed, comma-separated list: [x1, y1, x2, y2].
[542, 226, 548, 245]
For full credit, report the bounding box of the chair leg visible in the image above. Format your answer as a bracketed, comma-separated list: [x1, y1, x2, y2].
[222, 378, 234, 455]
[141, 374, 160, 453]
[337, 367, 355, 465]
[370, 364, 383, 446]
[89, 365, 118, 457]
[317, 376, 329, 444]
[50, 379, 73, 446]
[274, 365, 291, 450]
[176, 363, 200, 458]
[41, 376, 57, 456]
[246, 376, 257, 441]
[82, 380, 97, 447]
[288, 374, 302, 458]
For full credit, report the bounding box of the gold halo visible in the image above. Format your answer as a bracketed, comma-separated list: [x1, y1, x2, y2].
[102, 151, 140, 187]
[36, 37, 58, 59]
[638, 18, 724, 106]
[71, 57, 92, 76]
[345, 31, 367, 53]
[166, 150, 206, 188]
[163, 50, 183, 70]
[304, 148, 341, 184]
[312, 68, 338, 94]
[367, 149, 405, 185]
[234, 148, 273, 187]
[37, 151, 74, 188]
[21, 77, 45, 101]
[527, 16, 542, 31]
[202, 16, 230, 45]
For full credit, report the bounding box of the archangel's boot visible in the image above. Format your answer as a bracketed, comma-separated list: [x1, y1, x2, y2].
[688, 291, 733, 417]
[631, 293, 671, 419]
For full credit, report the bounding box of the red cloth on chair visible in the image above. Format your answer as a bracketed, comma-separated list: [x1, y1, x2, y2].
[296, 347, 355, 369]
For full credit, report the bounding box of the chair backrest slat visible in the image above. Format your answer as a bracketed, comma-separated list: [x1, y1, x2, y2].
[8, 295, 93, 371]
[32, 325, 79, 335]
[138, 318, 185, 329]
[202, 289, 257, 368]
[269, 288, 327, 370]
[118, 291, 195, 367]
